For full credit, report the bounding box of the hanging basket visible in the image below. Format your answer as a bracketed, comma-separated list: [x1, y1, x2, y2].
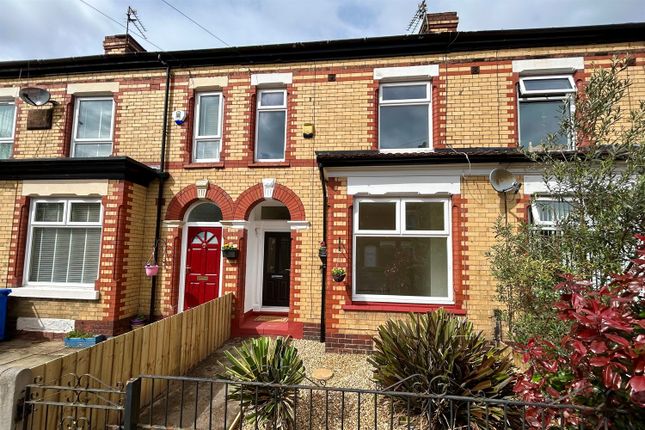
[223, 249, 239, 259]
[145, 264, 159, 277]
[332, 273, 346, 283]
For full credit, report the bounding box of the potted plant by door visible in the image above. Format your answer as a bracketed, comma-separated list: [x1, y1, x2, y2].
[331, 268, 346, 282]
[64, 330, 106, 348]
[130, 315, 147, 330]
[222, 243, 239, 259]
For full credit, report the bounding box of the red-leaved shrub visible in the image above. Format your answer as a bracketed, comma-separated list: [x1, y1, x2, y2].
[514, 235, 645, 429]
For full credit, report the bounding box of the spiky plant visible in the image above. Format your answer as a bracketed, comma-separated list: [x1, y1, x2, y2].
[369, 310, 517, 429]
[219, 336, 305, 429]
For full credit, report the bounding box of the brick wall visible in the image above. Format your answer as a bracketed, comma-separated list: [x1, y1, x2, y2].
[0, 42, 644, 340]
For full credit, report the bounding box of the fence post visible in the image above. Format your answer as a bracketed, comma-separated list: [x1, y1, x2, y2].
[0, 366, 32, 430]
[123, 377, 141, 430]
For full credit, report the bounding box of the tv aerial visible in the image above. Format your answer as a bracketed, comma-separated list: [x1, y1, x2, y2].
[126, 6, 148, 39]
[407, 1, 427, 33]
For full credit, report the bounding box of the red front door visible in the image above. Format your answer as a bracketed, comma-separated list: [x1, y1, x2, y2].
[184, 226, 222, 310]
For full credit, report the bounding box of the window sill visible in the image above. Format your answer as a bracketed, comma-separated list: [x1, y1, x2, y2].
[247, 161, 290, 168]
[10, 287, 100, 300]
[342, 302, 466, 314]
[183, 162, 225, 169]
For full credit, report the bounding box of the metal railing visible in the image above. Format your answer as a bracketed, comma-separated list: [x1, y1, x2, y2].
[130, 375, 612, 430]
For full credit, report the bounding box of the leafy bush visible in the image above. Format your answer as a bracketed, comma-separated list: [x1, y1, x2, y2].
[369, 310, 517, 428]
[219, 336, 305, 429]
[514, 237, 645, 429]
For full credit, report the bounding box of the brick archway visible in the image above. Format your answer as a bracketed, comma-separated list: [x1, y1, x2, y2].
[165, 184, 235, 220]
[234, 183, 305, 220]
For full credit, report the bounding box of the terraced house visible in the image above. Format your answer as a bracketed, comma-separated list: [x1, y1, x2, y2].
[1, 13, 643, 352]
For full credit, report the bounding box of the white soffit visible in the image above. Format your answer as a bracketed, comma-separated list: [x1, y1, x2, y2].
[22, 179, 109, 196]
[17, 317, 75, 333]
[512, 57, 584, 75]
[347, 175, 460, 195]
[250, 73, 293, 86]
[373, 65, 439, 80]
[0, 87, 20, 98]
[523, 174, 560, 194]
[67, 82, 119, 95]
[189, 76, 228, 90]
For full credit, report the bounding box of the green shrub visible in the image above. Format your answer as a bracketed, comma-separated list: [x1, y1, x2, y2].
[219, 336, 305, 429]
[369, 310, 517, 429]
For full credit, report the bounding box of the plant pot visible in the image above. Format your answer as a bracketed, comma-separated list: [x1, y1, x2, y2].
[332, 273, 346, 282]
[145, 264, 159, 277]
[64, 335, 106, 348]
[131, 320, 146, 330]
[223, 249, 239, 259]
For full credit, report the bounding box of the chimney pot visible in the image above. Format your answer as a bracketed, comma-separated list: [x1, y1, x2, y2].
[103, 34, 146, 55]
[420, 11, 459, 34]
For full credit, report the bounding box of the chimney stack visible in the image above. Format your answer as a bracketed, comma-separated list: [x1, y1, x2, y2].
[103, 34, 146, 55]
[419, 12, 459, 34]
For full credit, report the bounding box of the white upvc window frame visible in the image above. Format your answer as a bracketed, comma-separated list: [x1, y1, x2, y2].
[254, 88, 287, 162]
[193, 91, 224, 162]
[352, 196, 453, 304]
[530, 195, 573, 233]
[0, 99, 16, 158]
[23, 198, 103, 289]
[518, 75, 577, 149]
[71, 96, 115, 158]
[378, 81, 432, 152]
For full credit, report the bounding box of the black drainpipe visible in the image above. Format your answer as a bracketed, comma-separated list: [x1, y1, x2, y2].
[148, 58, 172, 322]
[318, 162, 328, 342]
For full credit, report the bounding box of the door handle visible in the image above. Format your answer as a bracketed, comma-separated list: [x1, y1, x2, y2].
[186, 266, 191, 270]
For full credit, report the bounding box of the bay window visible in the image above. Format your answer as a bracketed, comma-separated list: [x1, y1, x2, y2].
[518, 75, 576, 149]
[530, 196, 572, 234]
[25, 199, 102, 287]
[72, 97, 115, 157]
[379, 82, 431, 150]
[353, 197, 452, 304]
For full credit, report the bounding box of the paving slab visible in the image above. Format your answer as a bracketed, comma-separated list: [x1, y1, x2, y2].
[0, 338, 74, 369]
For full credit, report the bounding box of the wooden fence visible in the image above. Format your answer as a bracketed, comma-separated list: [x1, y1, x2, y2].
[25, 294, 233, 428]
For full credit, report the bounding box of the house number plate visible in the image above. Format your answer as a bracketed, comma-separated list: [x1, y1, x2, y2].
[196, 276, 208, 281]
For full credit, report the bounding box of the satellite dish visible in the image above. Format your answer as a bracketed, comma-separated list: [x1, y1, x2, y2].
[19, 87, 53, 106]
[489, 168, 520, 193]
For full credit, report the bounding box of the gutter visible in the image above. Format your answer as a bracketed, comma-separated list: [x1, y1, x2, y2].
[318, 162, 328, 343]
[148, 58, 171, 322]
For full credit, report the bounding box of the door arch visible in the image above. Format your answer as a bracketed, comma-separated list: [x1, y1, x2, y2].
[178, 201, 224, 311]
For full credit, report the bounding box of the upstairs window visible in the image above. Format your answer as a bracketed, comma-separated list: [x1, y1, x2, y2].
[0, 100, 16, 159]
[518, 76, 576, 149]
[193, 92, 223, 162]
[255, 89, 287, 161]
[72, 97, 114, 157]
[379, 82, 431, 150]
[353, 198, 451, 304]
[26, 199, 102, 287]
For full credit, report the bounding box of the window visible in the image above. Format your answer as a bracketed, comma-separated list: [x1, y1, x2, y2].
[0, 100, 16, 159]
[193, 92, 223, 162]
[353, 198, 451, 304]
[518, 75, 576, 149]
[379, 82, 431, 150]
[72, 97, 114, 157]
[186, 202, 223, 222]
[255, 89, 287, 161]
[530, 197, 572, 234]
[25, 200, 102, 287]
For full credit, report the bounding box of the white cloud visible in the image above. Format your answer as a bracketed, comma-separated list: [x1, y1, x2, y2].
[0, 0, 643, 61]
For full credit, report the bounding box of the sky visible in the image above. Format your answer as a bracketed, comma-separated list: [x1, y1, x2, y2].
[1, 0, 644, 61]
